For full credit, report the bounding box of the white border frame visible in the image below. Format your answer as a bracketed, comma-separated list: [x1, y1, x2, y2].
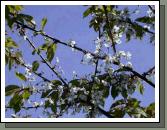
[1, 1, 159, 122]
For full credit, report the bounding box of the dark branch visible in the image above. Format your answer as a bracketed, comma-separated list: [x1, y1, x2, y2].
[14, 20, 155, 88]
[25, 37, 68, 86]
[5, 49, 51, 83]
[103, 5, 117, 53]
[148, 5, 155, 14]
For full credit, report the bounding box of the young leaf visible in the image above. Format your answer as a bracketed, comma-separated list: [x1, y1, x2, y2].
[5, 37, 18, 48]
[5, 85, 20, 96]
[83, 7, 92, 18]
[137, 81, 144, 95]
[15, 72, 27, 81]
[32, 60, 39, 72]
[41, 17, 47, 30]
[46, 43, 56, 62]
[22, 90, 30, 99]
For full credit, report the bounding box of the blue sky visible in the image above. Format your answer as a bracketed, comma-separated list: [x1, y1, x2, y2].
[5, 5, 155, 118]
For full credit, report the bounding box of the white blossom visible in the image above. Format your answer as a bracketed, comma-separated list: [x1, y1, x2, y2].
[126, 51, 132, 60]
[104, 42, 111, 48]
[82, 53, 93, 64]
[119, 63, 124, 68]
[147, 8, 154, 17]
[40, 101, 44, 106]
[101, 80, 108, 86]
[33, 102, 40, 107]
[95, 37, 102, 44]
[115, 38, 122, 44]
[56, 57, 59, 63]
[71, 87, 80, 93]
[48, 98, 54, 104]
[127, 61, 133, 68]
[134, 9, 140, 14]
[118, 51, 126, 57]
[113, 25, 120, 32]
[94, 77, 100, 84]
[72, 71, 77, 79]
[23, 35, 27, 40]
[31, 20, 36, 25]
[47, 83, 53, 90]
[144, 25, 151, 30]
[11, 114, 17, 118]
[108, 67, 114, 76]
[68, 40, 76, 47]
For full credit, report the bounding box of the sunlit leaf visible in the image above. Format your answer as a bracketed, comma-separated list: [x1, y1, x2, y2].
[22, 89, 30, 99]
[15, 72, 27, 81]
[46, 43, 56, 62]
[5, 37, 18, 48]
[41, 17, 47, 30]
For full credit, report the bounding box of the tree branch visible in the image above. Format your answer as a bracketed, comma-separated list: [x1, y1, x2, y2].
[103, 5, 117, 53]
[25, 37, 68, 86]
[14, 20, 155, 88]
[148, 5, 155, 14]
[5, 49, 51, 83]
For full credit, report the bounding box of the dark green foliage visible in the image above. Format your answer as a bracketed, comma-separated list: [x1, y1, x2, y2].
[46, 43, 57, 62]
[135, 16, 154, 24]
[9, 93, 23, 113]
[5, 85, 20, 96]
[32, 60, 39, 72]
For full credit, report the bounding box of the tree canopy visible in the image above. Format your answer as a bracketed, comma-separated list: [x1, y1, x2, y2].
[5, 5, 155, 118]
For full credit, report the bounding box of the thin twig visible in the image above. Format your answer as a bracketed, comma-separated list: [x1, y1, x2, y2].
[25, 37, 68, 86]
[5, 49, 51, 83]
[103, 5, 116, 53]
[14, 20, 155, 87]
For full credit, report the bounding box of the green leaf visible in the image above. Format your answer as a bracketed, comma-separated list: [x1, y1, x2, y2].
[111, 86, 119, 99]
[69, 79, 80, 87]
[51, 104, 57, 113]
[46, 43, 56, 62]
[103, 87, 109, 98]
[121, 88, 128, 99]
[22, 90, 30, 99]
[146, 102, 155, 117]
[8, 58, 14, 70]
[137, 81, 144, 95]
[9, 93, 23, 113]
[17, 14, 33, 22]
[41, 17, 47, 30]
[5, 85, 20, 96]
[41, 90, 52, 98]
[83, 7, 92, 18]
[5, 37, 18, 48]
[135, 16, 154, 24]
[110, 108, 125, 118]
[110, 99, 125, 108]
[40, 43, 49, 51]
[15, 72, 27, 81]
[51, 80, 62, 86]
[32, 60, 39, 72]
[135, 108, 147, 117]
